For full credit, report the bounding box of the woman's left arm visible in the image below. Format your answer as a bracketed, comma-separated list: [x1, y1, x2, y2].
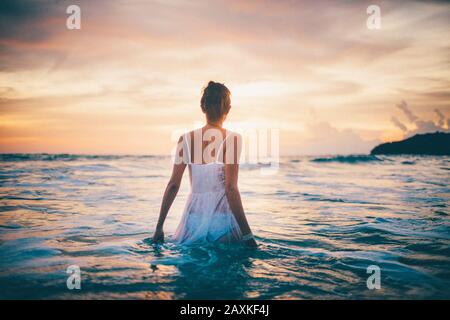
[224, 134, 257, 247]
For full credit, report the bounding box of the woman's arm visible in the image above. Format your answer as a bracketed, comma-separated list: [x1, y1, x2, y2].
[152, 136, 187, 243]
[224, 135, 257, 247]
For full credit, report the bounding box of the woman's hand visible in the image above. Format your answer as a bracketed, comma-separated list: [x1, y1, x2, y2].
[152, 228, 164, 244]
[242, 233, 257, 248]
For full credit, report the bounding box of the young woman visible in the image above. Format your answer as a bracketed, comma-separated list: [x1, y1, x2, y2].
[152, 81, 257, 247]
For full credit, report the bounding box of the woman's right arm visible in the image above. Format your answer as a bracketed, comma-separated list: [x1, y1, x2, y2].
[152, 136, 187, 243]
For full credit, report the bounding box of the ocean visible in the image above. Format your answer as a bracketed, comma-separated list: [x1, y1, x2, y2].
[0, 154, 449, 299]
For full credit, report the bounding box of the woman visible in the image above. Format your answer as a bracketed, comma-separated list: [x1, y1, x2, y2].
[152, 81, 257, 247]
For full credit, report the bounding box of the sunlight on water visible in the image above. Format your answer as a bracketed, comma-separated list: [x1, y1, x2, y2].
[0, 154, 449, 299]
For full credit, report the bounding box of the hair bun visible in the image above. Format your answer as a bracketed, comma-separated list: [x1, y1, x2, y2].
[200, 81, 231, 122]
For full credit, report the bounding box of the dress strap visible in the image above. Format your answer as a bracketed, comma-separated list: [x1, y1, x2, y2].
[183, 132, 191, 164]
[216, 130, 230, 162]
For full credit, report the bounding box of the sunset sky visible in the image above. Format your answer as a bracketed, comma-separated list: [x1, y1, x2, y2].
[0, 0, 449, 155]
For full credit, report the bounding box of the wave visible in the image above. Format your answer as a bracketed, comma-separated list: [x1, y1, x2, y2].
[0, 153, 162, 162]
[311, 154, 382, 164]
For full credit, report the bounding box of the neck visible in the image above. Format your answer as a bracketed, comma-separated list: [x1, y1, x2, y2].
[206, 119, 223, 128]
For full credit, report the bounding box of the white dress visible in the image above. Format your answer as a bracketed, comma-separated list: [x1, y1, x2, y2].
[173, 130, 243, 244]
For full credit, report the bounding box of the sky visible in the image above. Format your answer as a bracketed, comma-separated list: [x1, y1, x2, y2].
[0, 0, 449, 155]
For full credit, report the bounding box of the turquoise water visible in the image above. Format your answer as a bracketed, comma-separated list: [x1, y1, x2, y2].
[0, 154, 449, 299]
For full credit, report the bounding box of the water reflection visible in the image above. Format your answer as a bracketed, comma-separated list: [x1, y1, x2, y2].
[0, 154, 449, 299]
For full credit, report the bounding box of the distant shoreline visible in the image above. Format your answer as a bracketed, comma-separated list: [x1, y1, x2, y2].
[371, 132, 450, 156]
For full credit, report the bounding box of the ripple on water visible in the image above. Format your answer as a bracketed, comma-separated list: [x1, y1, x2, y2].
[0, 155, 449, 299]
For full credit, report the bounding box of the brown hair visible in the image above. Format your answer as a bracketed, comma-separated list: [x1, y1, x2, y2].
[200, 81, 231, 122]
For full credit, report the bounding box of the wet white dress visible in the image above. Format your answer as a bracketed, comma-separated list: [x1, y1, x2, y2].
[173, 130, 243, 244]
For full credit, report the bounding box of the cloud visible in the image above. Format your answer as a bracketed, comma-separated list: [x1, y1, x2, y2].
[1, 0, 450, 154]
[392, 100, 449, 137]
[435, 108, 445, 127]
[391, 116, 407, 132]
[297, 122, 380, 155]
[396, 100, 418, 123]
[0, 0, 57, 42]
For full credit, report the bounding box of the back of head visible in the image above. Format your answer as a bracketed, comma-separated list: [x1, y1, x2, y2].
[200, 81, 231, 122]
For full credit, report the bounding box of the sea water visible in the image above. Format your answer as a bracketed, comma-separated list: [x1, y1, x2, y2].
[0, 154, 449, 299]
